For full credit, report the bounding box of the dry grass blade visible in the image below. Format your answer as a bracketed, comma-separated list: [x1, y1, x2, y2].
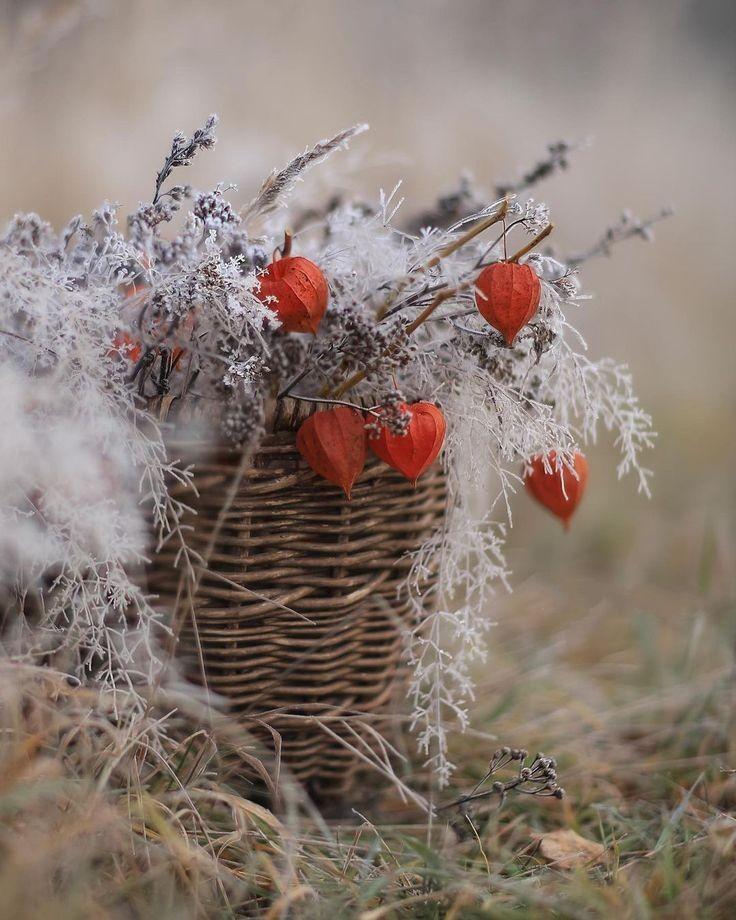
[242, 123, 369, 222]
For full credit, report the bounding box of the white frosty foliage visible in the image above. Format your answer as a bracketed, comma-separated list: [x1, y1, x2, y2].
[541, 347, 656, 495]
[0, 230, 189, 712]
[391, 260, 654, 781]
[405, 511, 509, 784]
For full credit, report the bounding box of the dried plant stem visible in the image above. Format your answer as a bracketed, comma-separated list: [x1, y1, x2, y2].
[508, 223, 554, 262]
[431, 198, 510, 266]
[437, 749, 563, 812]
[242, 123, 369, 222]
[405, 288, 459, 334]
[332, 207, 510, 398]
[274, 229, 293, 261]
[279, 360, 319, 400]
[474, 217, 530, 269]
[286, 392, 381, 416]
[566, 206, 673, 266]
[314, 719, 430, 813]
[319, 203, 510, 398]
[375, 199, 509, 320]
[279, 339, 344, 399]
[0, 327, 58, 358]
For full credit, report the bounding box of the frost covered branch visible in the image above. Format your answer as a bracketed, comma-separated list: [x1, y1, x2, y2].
[567, 207, 673, 266]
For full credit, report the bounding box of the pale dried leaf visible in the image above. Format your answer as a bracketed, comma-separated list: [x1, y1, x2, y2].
[533, 828, 606, 869]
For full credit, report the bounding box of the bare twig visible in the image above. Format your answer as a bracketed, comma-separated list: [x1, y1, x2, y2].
[0, 327, 58, 358]
[376, 199, 509, 319]
[508, 223, 554, 263]
[438, 748, 564, 813]
[286, 392, 381, 416]
[495, 141, 580, 199]
[152, 115, 218, 205]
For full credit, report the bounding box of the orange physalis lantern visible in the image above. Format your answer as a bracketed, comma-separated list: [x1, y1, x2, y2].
[369, 402, 446, 486]
[108, 331, 142, 363]
[524, 451, 588, 528]
[475, 261, 541, 346]
[257, 256, 329, 334]
[296, 407, 367, 499]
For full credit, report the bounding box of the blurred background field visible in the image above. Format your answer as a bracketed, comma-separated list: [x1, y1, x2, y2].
[1, 0, 734, 915]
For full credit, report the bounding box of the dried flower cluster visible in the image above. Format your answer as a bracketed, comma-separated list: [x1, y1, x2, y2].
[0, 115, 659, 781]
[440, 747, 564, 822]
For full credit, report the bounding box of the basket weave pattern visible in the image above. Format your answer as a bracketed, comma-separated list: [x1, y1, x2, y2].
[149, 430, 447, 797]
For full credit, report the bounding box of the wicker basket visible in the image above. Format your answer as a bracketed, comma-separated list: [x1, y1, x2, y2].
[148, 408, 447, 799]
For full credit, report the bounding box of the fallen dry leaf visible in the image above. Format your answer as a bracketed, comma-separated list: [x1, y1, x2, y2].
[532, 828, 606, 870]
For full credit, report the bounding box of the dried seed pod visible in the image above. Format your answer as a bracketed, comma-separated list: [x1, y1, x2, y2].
[369, 402, 446, 485]
[257, 256, 329, 334]
[296, 407, 367, 498]
[524, 451, 588, 528]
[474, 261, 541, 346]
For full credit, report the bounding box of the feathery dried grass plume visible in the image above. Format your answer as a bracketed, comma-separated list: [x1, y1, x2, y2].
[242, 122, 369, 222]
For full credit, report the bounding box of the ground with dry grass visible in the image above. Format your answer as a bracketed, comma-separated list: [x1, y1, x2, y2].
[1, 432, 733, 918]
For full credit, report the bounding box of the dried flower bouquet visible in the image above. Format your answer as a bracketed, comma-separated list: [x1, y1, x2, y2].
[0, 115, 661, 786]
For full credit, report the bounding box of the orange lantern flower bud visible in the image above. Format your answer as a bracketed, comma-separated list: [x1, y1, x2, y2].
[524, 451, 588, 528]
[369, 402, 446, 486]
[257, 256, 329, 334]
[296, 407, 367, 499]
[474, 261, 541, 346]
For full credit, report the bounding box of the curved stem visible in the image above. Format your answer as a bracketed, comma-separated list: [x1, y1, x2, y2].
[281, 391, 380, 416]
[272, 229, 293, 262]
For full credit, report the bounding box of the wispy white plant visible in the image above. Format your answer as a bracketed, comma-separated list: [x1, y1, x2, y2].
[0, 215, 191, 713]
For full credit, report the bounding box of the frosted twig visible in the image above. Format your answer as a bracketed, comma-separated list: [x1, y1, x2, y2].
[567, 207, 673, 266]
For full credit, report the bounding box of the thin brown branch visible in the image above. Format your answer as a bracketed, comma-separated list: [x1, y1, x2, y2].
[375, 199, 509, 320]
[508, 223, 554, 262]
